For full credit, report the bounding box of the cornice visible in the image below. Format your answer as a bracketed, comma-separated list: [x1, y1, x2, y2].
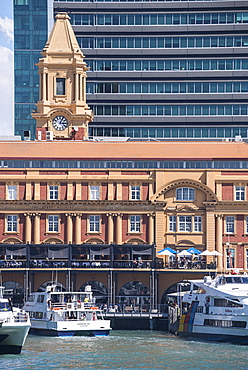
[0, 200, 166, 212]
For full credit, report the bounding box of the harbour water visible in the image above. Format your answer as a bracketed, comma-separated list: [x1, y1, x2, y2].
[1, 331, 248, 370]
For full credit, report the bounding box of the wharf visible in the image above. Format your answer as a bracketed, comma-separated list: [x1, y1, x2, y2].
[102, 311, 168, 331]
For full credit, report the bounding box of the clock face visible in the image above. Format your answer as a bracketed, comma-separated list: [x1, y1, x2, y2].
[52, 115, 68, 131]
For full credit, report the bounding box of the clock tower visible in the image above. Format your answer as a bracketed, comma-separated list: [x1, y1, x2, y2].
[33, 13, 93, 140]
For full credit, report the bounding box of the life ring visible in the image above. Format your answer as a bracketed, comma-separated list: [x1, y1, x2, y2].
[53, 308, 61, 310]
[90, 307, 98, 310]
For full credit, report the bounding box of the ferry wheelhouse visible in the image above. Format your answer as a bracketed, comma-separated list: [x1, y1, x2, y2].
[177, 273, 248, 343]
[23, 284, 111, 337]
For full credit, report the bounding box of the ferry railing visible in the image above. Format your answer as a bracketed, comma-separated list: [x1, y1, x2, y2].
[13, 312, 29, 322]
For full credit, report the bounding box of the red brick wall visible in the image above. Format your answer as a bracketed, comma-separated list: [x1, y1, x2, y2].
[40, 215, 46, 242]
[80, 171, 108, 175]
[101, 214, 107, 241]
[236, 244, 244, 269]
[102, 183, 108, 200]
[82, 183, 88, 200]
[40, 183, 47, 200]
[60, 183, 67, 200]
[122, 183, 129, 200]
[40, 171, 67, 176]
[72, 183, 76, 200]
[113, 182, 117, 200]
[19, 214, 25, 241]
[0, 183, 5, 200]
[142, 183, 149, 200]
[122, 215, 129, 242]
[31, 183, 35, 200]
[0, 214, 5, 242]
[81, 214, 87, 242]
[19, 183, 25, 200]
[60, 214, 66, 242]
[121, 171, 149, 175]
[222, 183, 233, 200]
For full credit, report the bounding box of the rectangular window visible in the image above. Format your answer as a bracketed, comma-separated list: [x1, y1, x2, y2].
[179, 216, 192, 232]
[7, 215, 18, 232]
[226, 216, 234, 233]
[56, 78, 65, 95]
[235, 186, 245, 201]
[7, 185, 17, 200]
[176, 187, 195, 201]
[89, 215, 100, 232]
[169, 216, 176, 232]
[49, 185, 58, 200]
[194, 216, 202, 232]
[246, 217, 248, 234]
[48, 215, 59, 233]
[131, 185, 140, 200]
[90, 185, 100, 200]
[130, 215, 141, 233]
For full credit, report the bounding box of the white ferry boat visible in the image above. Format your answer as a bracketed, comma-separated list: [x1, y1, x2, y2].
[0, 287, 30, 354]
[176, 273, 248, 343]
[23, 284, 111, 337]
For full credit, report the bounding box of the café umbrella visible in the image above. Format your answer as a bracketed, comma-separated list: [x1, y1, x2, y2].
[158, 248, 175, 267]
[177, 250, 191, 257]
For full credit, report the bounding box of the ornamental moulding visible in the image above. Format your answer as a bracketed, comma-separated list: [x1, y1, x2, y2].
[0, 200, 165, 212]
[152, 179, 218, 202]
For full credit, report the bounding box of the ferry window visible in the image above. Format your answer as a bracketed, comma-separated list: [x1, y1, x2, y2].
[0, 302, 10, 311]
[37, 295, 44, 303]
[27, 295, 35, 302]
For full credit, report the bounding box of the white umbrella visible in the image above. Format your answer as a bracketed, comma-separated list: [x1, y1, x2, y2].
[158, 249, 174, 256]
[199, 250, 213, 256]
[210, 251, 223, 256]
[177, 250, 191, 257]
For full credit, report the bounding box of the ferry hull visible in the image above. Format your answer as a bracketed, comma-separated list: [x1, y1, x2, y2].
[178, 331, 248, 345]
[30, 327, 110, 337]
[29, 318, 111, 337]
[0, 324, 30, 355]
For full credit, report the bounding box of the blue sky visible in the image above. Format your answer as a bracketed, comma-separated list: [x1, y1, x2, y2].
[0, 0, 13, 135]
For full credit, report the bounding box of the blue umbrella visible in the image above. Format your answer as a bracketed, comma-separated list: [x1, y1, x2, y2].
[187, 247, 201, 255]
[159, 247, 177, 254]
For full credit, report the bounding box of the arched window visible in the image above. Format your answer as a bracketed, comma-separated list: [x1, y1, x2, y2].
[37, 281, 65, 292]
[176, 187, 195, 201]
[117, 281, 150, 311]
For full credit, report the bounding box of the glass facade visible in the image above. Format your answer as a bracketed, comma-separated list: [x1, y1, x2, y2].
[14, 0, 248, 140]
[14, 0, 48, 139]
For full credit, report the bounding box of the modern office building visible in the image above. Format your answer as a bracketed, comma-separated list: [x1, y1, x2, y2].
[14, 0, 248, 140]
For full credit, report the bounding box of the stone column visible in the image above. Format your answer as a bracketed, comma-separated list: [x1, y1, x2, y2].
[75, 72, 78, 101]
[33, 213, 41, 244]
[216, 214, 223, 269]
[66, 213, 73, 244]
[116, 214, 123, 245]
[107, 214, 114, 244]
[75, 214, 82, 244]
[148, 213, 155, 245]
[24, 213, 32, 244]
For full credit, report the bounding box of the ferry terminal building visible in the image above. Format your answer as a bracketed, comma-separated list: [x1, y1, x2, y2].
[3, 13, 248, 313]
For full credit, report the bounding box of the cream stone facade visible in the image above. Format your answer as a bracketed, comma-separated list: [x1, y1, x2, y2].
[3, 13, 248, 310]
